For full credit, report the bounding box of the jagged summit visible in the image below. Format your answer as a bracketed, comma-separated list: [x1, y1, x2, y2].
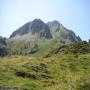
[10, 19, 81, 42]
[32, 19, 43, 23]
[47, 20, 81, 42]
[10, 19, 52, 39]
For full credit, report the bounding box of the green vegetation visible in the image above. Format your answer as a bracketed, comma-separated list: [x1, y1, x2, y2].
[0, 37, 7, 56]
[0, 19, 90, 90]
[45, 41, 90, 57]
[0, 53, 90, 90]
[3, 38, 61, 56]
[7, 41, 39, 55]
[0, 35, 90, 90]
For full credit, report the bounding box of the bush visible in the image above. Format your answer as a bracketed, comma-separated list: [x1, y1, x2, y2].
[0, 45, 7, 56]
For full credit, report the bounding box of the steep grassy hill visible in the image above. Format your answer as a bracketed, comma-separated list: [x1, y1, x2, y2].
[0, 54, 90, 90]
[45, 41, 90, 57]
[0, 41, 90, 90]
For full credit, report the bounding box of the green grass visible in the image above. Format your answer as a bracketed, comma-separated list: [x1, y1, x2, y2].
[31, 39, 62, 57]
[0, 54, 90, 90]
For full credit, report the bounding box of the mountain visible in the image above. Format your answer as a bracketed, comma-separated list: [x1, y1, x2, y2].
[10, 19, 52, 39]
[0, 41, 90, 90]
[0, 19, 90, 90]
[47, 20, 81, 42]
[47, 20, 60, 32]
[5, 19, 82, 55]
[10, 19, 81, 42]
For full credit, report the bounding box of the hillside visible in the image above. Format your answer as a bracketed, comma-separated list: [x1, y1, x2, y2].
[0, 36, 7, 56]
[45, 41, 90, 57]
[0, 53, 90, 90]
[4, 19, 81, 56]
[0, 18, 90, 90]
[0, 37, 90, 90]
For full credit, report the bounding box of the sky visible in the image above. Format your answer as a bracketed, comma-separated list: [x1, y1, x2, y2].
[0, 0, 90, 40]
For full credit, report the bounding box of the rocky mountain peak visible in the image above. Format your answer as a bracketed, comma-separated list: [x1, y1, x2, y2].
[47, 20, 61, 32]
[10, 19, 52, 39]
[9, 19, 81, 42]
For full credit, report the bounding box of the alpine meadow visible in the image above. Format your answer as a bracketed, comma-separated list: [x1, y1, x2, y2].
[0, 0, 90, 90]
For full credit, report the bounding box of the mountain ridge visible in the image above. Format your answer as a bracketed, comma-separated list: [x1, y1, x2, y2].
[10, 19, 81, 42]
[47, 20, 81, 42]
[10, 19, 52, 39]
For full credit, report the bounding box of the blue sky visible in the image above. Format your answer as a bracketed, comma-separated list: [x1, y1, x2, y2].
[0, 0, 90, 40]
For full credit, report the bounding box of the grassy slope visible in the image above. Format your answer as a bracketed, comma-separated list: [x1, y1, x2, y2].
[0, 54, 90, 90]
[33, 39, 61, 57]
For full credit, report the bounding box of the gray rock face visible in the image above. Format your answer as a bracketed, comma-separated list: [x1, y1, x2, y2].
[10, 19, 52, 39]
[47, 20, 60, 32]
[30, 19, 52, 39]
[47, 20, 81, 42]
[10, 22, 30, 38]
[10, 19, 81, 42]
